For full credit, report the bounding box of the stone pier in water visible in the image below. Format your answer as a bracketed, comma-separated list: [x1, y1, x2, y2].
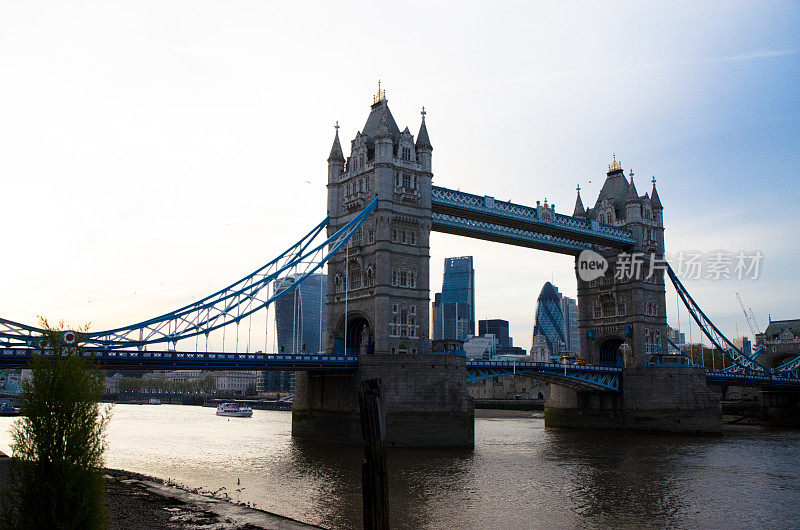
[545, 366, 722, 433]
[292, 354, 474, 447]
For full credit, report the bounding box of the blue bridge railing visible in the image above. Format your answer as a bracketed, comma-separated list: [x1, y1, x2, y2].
[0, 348, 358, 371]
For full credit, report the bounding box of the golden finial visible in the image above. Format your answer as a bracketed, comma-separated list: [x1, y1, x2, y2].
[543, 197, 549, 208]
[373, 80, 386, 104]
[608, 153, 622, 172]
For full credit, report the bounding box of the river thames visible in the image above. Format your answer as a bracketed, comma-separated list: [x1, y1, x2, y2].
[1, 404, 798, 528]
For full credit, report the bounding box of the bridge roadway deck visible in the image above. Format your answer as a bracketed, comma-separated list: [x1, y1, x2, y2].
[0, 348, 358, 371]
[0, 349, 798, 389]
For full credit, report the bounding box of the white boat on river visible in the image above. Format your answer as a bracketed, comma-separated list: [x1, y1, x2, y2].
[215, 403, 253, 418]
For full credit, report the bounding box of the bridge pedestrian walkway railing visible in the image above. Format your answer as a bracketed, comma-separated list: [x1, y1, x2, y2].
[466, 359, 621, 391]
[705, 370, 800, 388]
[0, 347, 359, 371]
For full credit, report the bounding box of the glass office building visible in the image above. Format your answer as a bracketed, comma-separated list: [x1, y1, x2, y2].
[533, 282, 566, 360]
[561, 296, 579, 355]
[258, 272, 326, 393]
[479, 319, 510, 348]
[432, 256, 475, 342]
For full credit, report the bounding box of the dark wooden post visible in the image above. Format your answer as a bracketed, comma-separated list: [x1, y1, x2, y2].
[358, 378, 389, 530]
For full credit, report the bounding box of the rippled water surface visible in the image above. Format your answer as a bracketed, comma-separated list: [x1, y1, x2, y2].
[1, 404, 798, 528]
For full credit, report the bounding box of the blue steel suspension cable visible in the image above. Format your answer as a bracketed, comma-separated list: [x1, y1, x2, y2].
[0, 198, 377, 351]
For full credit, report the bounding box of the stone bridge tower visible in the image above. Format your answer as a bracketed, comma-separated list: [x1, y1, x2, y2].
[324, 89, 433, 357]
[572, 155, 668, 367]
[292, 88, 474, 447]
[547, 156, 720, 433]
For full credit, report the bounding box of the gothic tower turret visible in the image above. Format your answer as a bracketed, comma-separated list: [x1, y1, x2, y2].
[327, 123, 345, 216]
[416, 106, 432, 172]
[650, 176, 663, 226]
[625, 171, 641, 223]
[573, 185, 585, 218]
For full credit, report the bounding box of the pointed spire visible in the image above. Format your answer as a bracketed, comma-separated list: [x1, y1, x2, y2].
[650, 175, 663, 210]
[626, 169, 638, 202]
[416, 106, 432, 150]
[327, 121, 345, 163]
[372, 79, 386, 105]
[608, 153, 622, 173]
[573, 184, 585, 217]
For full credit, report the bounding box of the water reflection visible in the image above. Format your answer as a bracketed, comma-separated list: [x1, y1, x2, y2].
[0, 406, 797, 528]
[288, 439, 362, 528]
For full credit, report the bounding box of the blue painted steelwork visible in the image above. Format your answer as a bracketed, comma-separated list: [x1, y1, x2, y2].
[775, 356, 800, 378]
[432, 213, 591, 255]
[0, 347, 358, 371]
[666, 323, 800, 385]
[705, 370, 800, 388]
[666, 338, 703, 367]
[666, 263, 773, 374]
[0, 198, 378, 351]
[431, 186, 635, 252]
[466, 360, 620, 391]
[466, 355, 800, 390]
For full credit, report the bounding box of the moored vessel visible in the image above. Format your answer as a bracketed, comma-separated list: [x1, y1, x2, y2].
[216, 403, 253, 418]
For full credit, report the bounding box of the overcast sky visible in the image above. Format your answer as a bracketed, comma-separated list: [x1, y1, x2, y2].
[1, 1, 798, 351]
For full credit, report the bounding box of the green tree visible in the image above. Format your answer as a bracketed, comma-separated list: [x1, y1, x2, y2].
[199, 375, 216, 394]
[3, 319, 111, 529]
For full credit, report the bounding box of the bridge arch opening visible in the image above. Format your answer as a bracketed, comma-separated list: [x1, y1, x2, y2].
[335, 312, 373, 356]
[767, 352, 799, 370]
[596, 336, 630, 368]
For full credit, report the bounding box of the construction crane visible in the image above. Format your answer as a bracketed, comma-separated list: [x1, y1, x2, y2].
[736, 293, 762, 338]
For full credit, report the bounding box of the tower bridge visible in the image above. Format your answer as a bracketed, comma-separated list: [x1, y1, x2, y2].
[1, 89, 798, 446]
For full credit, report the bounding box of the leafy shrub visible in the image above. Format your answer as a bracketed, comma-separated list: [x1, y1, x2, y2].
[3, 319, 111, 529]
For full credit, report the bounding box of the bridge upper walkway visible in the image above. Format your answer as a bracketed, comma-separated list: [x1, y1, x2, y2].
[431, 186, 635, 254]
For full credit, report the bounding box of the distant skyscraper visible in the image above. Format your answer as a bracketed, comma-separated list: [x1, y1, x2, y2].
[433, 256, 475, 341]
[479, 318, 527, 356]
[479, 319, 510, 348]
[432, 292, 444, 341]
[561, 296, 579, 355]
[532, 282, 566, 360]
[668, 326, 686, 347]
[259, 273, 326, 393]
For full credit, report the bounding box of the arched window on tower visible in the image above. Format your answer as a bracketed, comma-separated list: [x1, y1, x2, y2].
[349, 262, 362, 290]
[617, 297, 626, 316]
